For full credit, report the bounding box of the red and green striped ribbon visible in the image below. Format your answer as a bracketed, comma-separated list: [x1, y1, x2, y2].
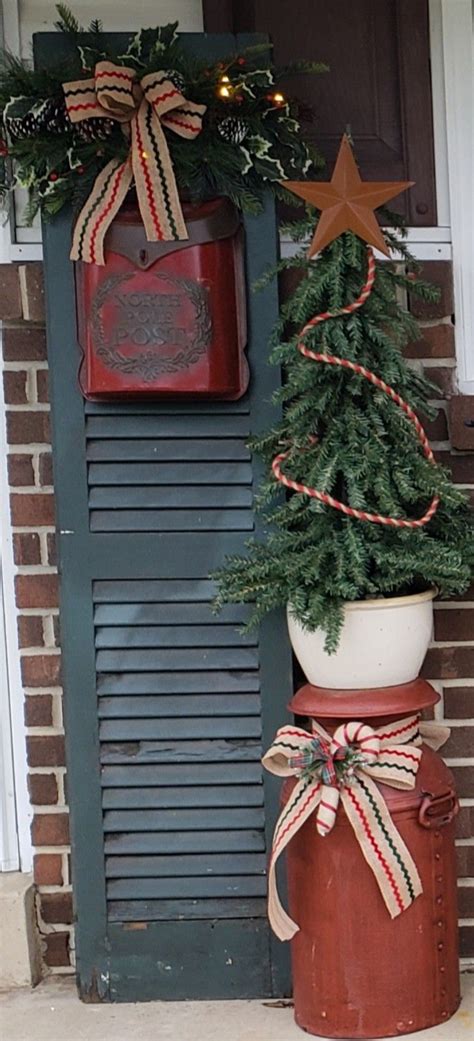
[63, 62, 206, 264]
[262, 714, 449, 940]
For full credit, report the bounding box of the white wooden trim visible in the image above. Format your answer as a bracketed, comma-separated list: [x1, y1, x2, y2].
[429, 0, 451, 228]
[440, 0, 474, 394]
[1, 0, 20, 54]
[0, 561, 19, 871]
[0, 350, 33, 873]
[280, 237, 452, 263]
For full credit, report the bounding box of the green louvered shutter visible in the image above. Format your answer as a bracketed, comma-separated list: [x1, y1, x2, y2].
[36, 28, 292, 1004]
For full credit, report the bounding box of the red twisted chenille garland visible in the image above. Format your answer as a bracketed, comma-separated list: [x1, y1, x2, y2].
[272, 247, 440, 528]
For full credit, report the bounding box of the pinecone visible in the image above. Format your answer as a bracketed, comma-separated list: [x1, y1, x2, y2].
[167, 70, 186, 95]
[217, 116, 249, 145]
[5, 96, 70, 141]
[74, 117, 116, 142]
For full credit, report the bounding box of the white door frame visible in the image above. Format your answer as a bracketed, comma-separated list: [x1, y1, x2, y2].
[437, 0, 473, 393]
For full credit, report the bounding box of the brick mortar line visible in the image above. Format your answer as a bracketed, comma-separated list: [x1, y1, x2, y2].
[28, 766, 67, 775]
[29, 803, 68, 811]
[8, 486, 54, 494]
[16, 564, 57, 573]
[25, 724, 64, 735]
[442, 719, 474, 726]
[442, 679, 474, 686]
[429, 640, 474, 648]
[12, 528, 56, 537]
[6, 403, 50, 412]
[36, 884, 73, 893]
[422, 357, 457, 368]
[24, 685, 63, 693]
[20, 649, 61, 658]
[3, 361, 48, 371]
[418, 316, 453, 328]
[31, 845, 70, 854]
[7, 444, 52, 452]
[434, 603, 474, 610]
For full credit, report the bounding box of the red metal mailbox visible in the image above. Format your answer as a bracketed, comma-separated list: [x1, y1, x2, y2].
[75, 196, 248, 400]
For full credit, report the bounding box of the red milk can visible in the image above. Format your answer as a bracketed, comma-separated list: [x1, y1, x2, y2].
[280, 680, 460, 1039]
[75, 196, 248, 400]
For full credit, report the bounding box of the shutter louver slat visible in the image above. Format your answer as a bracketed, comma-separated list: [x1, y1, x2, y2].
[108, 898, 267, 922]
[96, 575, 267, 924]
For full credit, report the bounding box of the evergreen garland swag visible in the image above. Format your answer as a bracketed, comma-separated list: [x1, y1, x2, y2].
[214, 217, 473, 652]
[0, 5, 325, 221]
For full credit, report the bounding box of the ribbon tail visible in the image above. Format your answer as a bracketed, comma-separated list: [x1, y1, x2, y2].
[70, 157, 133, 264]
[341, 775, 422, 919]
[131, 101, 187, 243]
[419, 721, 451, 751]
[316, 784, 340, 835]
[268, 778, 322, 941]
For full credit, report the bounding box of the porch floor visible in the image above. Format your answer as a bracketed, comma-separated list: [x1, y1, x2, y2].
[1, 974, 473, 1041]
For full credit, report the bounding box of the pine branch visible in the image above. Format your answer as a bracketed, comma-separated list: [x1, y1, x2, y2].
[54, 3, 82, 34]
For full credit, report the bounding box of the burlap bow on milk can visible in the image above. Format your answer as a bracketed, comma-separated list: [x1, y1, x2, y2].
[63, 62, 206, 264]
[263, 714, 450, 940]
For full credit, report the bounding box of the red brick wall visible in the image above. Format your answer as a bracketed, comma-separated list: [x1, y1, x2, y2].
[1, 264, 71, 972]
[0, 258, 473, 975]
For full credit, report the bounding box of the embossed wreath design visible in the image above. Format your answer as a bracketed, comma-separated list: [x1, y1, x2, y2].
[91, 271, 212, 382]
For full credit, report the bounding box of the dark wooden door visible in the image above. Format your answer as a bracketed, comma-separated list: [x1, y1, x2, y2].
[204, 0, 437, 225]
[35, 30, 292, 1002]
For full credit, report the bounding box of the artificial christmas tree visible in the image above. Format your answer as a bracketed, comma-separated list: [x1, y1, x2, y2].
[215, 135, 473, 677]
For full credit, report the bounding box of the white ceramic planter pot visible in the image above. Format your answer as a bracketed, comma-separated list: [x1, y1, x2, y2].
[287, 589, 436, 689]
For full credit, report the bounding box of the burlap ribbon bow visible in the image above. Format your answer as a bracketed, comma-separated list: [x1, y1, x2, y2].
[263, 714, 449, 940]
[63, 62, 206, 264]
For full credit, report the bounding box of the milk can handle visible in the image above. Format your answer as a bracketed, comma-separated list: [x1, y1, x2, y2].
[418, 788, 459, 829]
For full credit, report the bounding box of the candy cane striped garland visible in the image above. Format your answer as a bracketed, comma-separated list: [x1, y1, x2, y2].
[272, 247, 439, 529]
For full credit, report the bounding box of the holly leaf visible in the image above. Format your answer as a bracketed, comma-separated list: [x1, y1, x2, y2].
[77, 46, 106, 73]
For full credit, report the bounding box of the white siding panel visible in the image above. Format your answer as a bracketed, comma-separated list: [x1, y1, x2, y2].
[18, 1, 203, 56]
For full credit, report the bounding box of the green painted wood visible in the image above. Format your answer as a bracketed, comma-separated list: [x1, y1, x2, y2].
[87, 438, 251, 460]
[102, 785, 264, 809]
[100, 738, 262, 765]
[98, 716, 262, 740]
[107, 920, 274, 1001]
[98, 694, 261, 716]
[94, 578, 216, 600]
[107, 876, 267, 899]
[89, 462, 252, 485]
[103, 807, 264, 831]
[101, 762, 263, 786]
[95, 647, 259, 671]
[108, 897, 268, 922]
[36, 27, 293, 1001]
[104, 829, 266, 854]
[105, 853, 266, 876]
[94, 604, 249, 625]
[90, 509, 254, 532]
[95, 626, 257, 649]
[97, 671, 260, 693]
[90, 485, 253, 508]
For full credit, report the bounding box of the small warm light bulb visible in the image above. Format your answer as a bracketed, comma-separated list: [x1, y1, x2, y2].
[218, 85, 231, 98]
[220, 74, 230, 84]
[142, 150, 149, 159]
[273, 92, 285, 106]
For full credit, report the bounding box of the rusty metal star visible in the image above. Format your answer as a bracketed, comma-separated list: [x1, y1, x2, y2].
[282, 134, 413, 257]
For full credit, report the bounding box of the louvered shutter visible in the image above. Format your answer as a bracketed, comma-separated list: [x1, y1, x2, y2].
[36, 29, 292, 1002]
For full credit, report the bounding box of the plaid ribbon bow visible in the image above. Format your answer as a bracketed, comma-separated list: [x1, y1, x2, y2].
[63, 62, 206, 264]
[289, 734, 350, 786]
[263, 714, 450, 941]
